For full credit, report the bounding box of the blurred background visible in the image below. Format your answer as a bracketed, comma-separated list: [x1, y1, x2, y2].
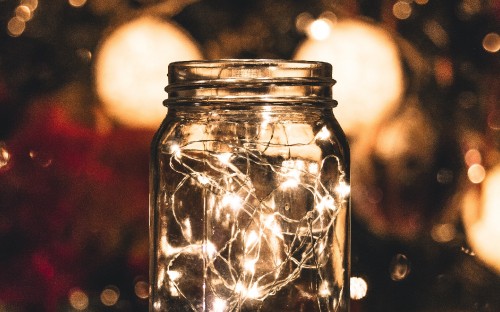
[0, 0, 499, 311]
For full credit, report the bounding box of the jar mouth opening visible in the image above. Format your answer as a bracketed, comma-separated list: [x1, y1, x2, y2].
[165, 59, 337, 107]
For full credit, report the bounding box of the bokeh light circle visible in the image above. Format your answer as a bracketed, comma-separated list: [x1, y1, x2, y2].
[94, 16, 203, 129]
[294, 19, 404, 137]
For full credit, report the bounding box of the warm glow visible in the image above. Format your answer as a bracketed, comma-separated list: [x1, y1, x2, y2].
[68, 288, 89, 311]
[350, 277, 368, 300]
[7, 17, 25, 37]
[336, 181, 351, 198]
[247, 283, 260, 299]
[170, 144, 182, 158]
[204, 241, 217, 259]
[235, 282, 261, 299]
[463, 165, 500, 273]
[294, 19, 403, 136]
[21, 0, 38, 10]
[308, 18, 332, 41]
[316, 195, 335, 213]
[393, 1, 412, 20]
[423, 20, 449, 48]
[281, 178, 299, 189]
[197, 174, 210, 185]
[390, 254, 411, 281]
[0, 143, 10, 169]
[182, 218, 192, 241]
[29, 149, 53, 167]
[482, 32, 500, 53]
[431, 223, 456, 243]
[315, 126, 331, 141]
[68, 0, 87, 8]
[468, 163, 486, 184]
[15, 5, 32, 22]
[94, 16, 202, 128]
[100, 286, 120, 306]
[213, 298, 227, 312]
[465, 148, 482, 166]
[244, 259, 257, 274]
[280, 159, 303, 189]
[319, 281, 331, 297]
[167, 270, 181, 282]
[245, 230, 259, 250]
[216, 152, 232, 165]
[134, 281, 149, 299]
[222, 192, 243, 210]
[308, 163, 319, 174]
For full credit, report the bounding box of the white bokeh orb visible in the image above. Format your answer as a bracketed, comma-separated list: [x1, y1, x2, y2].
[294, 19, 404, 136]
[94, 16, 203, 129]
[463, 164, 500, 274]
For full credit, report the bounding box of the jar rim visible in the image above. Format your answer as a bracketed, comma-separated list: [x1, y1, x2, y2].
[168, 59, 332, 68]
[165, 59, 337, 107]
[167, 59, 333, 80]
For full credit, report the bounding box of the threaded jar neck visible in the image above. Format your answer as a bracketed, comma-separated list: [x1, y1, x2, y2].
[164, 59, 337, 107]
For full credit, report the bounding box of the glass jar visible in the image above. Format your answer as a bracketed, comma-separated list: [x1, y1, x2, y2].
[150, 60, 350, 312]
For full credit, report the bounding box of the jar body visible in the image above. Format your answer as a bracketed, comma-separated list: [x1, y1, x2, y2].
[150, 61, 350, 312]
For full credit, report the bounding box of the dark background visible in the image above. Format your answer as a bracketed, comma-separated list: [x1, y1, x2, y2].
[1, 0, 499, 311]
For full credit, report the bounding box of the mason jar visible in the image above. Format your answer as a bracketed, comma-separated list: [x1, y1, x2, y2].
[150, 60, 350, 312]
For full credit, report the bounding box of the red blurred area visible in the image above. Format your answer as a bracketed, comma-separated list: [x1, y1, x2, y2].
[0, 103, 151, 310]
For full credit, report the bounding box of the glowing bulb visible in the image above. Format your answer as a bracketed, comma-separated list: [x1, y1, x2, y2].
[170, 144, 181, 158]
[319, 281, 331, 297]
[216, 152, 232, 165]
[316, 195, 335, 213]
[222, 193, 243, 210]
[468, 164, 486, 184]
[247, 283, 260, 299]
[244, 259, 256, 274]
[204, 241, 217, 259]
[281, 178, 299, 189]
[336, 181, 351, 198]
[315, 126, 331, 140]
[308, 163, 319, 174]
[167, 270, 181, 281]
[94, 16, 202, 128]
[350, 277, 368, 300]
[295, 159, 305, 170]
[213, 298, 227, 312]
[263, 214, 284, 239]
[153, 300, 162, 310]
[197, 174, 210, 185]
[235, 281, 245, 294]
[308, 18, 332, 40]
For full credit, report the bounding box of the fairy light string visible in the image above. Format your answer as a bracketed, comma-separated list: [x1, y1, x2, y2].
[156, 124, 349, 311]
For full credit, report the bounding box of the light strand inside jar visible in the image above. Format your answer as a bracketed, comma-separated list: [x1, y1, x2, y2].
[156, 126, 349, 311]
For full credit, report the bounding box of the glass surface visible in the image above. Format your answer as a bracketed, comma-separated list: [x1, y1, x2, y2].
[150, 60, 350, 312]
